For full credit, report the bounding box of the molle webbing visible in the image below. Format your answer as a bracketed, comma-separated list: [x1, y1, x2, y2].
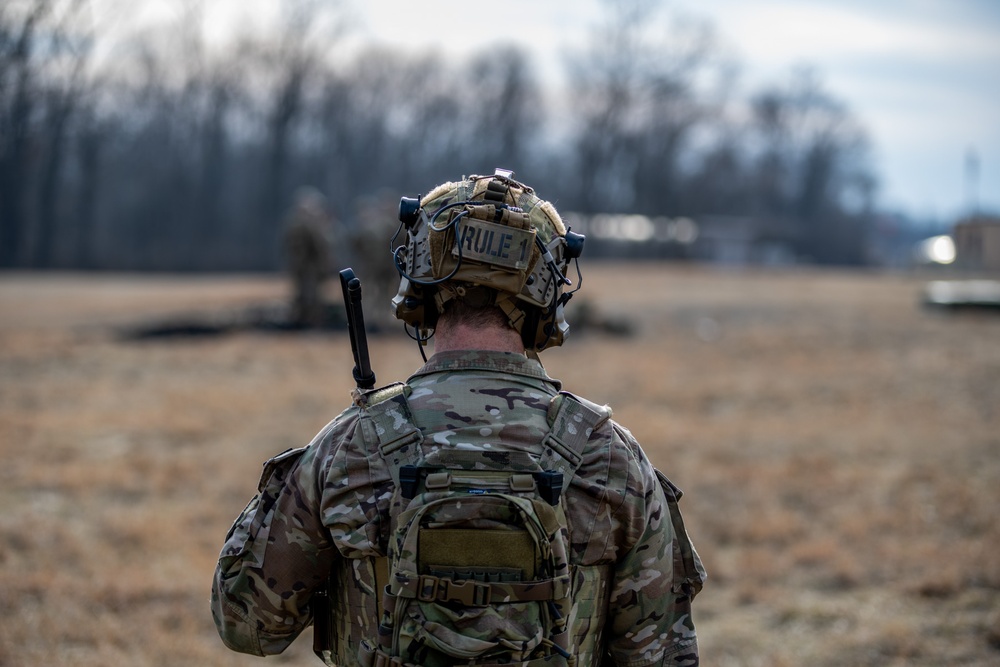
[355, 383, 606, 667]
[368, 648, 565, 667]
[469, 204, 530, 231]
[390, 572, 570, 606]
[464, 174, 541, 228]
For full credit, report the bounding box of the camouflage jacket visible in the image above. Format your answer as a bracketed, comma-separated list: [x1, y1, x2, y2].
[212, 350, 704, 666]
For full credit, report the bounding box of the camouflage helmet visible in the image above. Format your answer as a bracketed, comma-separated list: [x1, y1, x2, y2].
[391, 169, 585, 352]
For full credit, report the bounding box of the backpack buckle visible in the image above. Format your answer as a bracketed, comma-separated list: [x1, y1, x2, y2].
[424, 471, 451, 490]
[534, 470, 564, 506]
[416, 575, 439, 601]
[440, 578, 491, 606]
[399, 465, 420, 499]
[414, 575, 491, 606]
[509, 474, 536, 493]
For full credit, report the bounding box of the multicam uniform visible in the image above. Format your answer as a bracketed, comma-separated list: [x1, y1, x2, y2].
[212, 350, 705, 666]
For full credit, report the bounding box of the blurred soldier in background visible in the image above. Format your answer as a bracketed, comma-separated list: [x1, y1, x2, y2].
[283, 187, 334, 327]
[213, 170, 705, 667]
[349, 192, 406, 330]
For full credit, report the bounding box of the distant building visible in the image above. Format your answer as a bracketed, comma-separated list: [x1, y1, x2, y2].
[562, 212, 799, 265]
[953, 216, 1000, 271]
[688, 215, 798, 266]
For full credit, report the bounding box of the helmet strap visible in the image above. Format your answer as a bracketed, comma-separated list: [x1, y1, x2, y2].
[496, 297, 527, 341]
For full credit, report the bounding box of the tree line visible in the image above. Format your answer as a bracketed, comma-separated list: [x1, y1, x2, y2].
[0, 0, 877, 271]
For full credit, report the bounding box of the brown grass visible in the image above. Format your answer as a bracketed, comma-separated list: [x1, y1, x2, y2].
[1, 264, 998, 666]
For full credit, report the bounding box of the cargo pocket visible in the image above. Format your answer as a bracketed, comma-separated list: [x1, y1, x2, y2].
[218, 495, 262, 572]
[401, 600, 546, 663]
[655, 469, 706, 599]
[218, 447, 307, 573]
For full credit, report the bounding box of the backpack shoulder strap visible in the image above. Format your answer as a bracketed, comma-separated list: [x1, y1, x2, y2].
[357, 382, 423, 486]
[352, 382, 421, 626]
[540, 391, 613, 493]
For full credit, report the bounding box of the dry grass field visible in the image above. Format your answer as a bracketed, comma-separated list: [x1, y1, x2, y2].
[1, 264, 998, 666]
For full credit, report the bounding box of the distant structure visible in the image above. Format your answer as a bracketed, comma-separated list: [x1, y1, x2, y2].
[563, 212, 798, 265]
[687, 215, 798, 266]
[283, 187, 335, 327]
[953, 216, 1000, 272]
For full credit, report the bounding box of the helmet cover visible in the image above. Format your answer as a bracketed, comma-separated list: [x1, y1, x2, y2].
[391, 169, 584, 351]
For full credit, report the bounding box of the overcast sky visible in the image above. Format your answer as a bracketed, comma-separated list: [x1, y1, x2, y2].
[124, 0, 1000, 222]
[348, 0, 1000, 222]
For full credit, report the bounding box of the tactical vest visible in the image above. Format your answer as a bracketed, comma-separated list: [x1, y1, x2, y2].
[313, 382, 614, 667]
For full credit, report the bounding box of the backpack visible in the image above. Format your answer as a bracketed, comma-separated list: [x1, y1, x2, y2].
[356, 383, 611, 667]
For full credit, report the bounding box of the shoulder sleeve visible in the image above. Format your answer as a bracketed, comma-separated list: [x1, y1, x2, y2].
[210, 408, 359, 655]
[604, 423, 702, 667]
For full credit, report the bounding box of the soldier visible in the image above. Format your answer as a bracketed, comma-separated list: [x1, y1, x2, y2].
[283, 187, 334, 327]
[212, 170, 705, 666]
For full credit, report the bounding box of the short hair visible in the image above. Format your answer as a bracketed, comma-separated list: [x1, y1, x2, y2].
[440, 300, 510, 329]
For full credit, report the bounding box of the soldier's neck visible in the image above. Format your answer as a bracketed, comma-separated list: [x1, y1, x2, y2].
[433, 319, 525, 355]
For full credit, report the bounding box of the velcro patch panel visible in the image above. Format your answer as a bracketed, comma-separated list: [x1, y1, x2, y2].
[452, 217, 535, 271]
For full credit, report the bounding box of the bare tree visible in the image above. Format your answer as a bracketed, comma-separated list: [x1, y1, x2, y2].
[568, 0, 726, 215]
[237, 0, 345, 268]
[0, 0, 880, 272]
[567, 0, 650, 212]
[465, 46, 540, 172]
[32, 0, 94, 267]
[73, 105, 104, 267]
[748, 69, 875, 263]
[316, 47, 407, 214]
[0, 0, 49, 266]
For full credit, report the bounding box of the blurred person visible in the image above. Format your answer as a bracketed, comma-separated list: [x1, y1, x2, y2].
[283, 187, 335, 327]
[349, 192, 410, 330]
[212, 170, 705, 667]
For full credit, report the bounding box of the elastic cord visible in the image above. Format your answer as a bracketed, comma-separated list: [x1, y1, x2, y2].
[392, 208, 471, 287]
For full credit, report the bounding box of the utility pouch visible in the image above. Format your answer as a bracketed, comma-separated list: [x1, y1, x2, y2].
[655, 469, 706, 599]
